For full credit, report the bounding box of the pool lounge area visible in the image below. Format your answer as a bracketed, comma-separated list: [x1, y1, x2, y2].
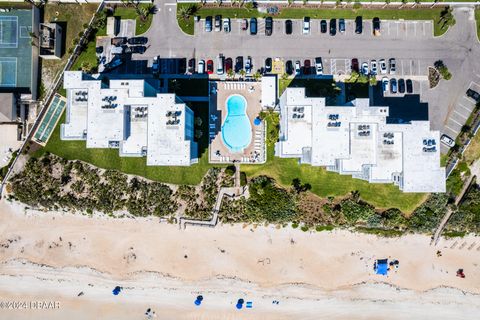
[209, 81, 267, 164]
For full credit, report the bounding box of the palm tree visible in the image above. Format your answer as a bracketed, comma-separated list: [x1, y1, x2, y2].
[253, 71, 261, 81]
[227, 69, 235, 79]
[178, 4, 197, 20]
[239, 69, 246, 79]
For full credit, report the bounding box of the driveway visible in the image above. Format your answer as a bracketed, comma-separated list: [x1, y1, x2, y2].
[142, 2, 480, 152]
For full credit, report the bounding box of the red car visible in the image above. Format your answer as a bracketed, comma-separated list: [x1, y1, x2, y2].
[225, 57, 233, 73]
[351, 58, 359, 72]
[206, 59, 214, 74]
[304, 59, 311, 75]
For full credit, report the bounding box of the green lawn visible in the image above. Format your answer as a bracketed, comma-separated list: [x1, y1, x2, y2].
[178, 5, 452, 36]
[114, 5, 154, 35]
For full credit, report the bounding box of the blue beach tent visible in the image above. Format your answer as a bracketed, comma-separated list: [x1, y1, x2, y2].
[375, 259, 389, 275]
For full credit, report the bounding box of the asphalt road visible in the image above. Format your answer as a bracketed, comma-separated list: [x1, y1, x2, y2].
[141, 1, 480, 151]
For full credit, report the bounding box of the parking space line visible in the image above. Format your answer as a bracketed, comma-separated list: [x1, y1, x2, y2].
[423, 22, 426, 37]
[449, 117, 463, 127]
[445, 125, 459, 134]
[458, 102, 473, 112]
[453, 110, 469, 120]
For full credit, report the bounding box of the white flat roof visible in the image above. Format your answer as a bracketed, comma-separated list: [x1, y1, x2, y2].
[261, 75, 277, 108]
[147, 95, 195, 166]
[276, 87, 446, 193]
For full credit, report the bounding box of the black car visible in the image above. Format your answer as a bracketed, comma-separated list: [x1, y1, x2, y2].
[329, 19, 336, 36]
[406, 79, 413, 93]
[320, 20, 327, 33]
[250, 17, 257, 35]
[235, 56, 243, 73]
[95, 46, 103, 54]
[398, 78, 406, 94]
[127, 37, 148, 45]
[130, 45, 146, 54]
[265, 57, 272, 73]
[373, 17, 381, 36]
[214, 15, 222, 32]
[355, 16, 362, 34]
[205, 16, 212, 32]
[285, 19, 292, 35]
[466, 88, 480, 102]
[188, 58, 195, 74]
[178, 58, 187, 74]
[265, 17, 273, 36]
[285, 60, 293, 75]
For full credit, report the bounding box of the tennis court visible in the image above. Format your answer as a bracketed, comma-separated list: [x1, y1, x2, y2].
[0, 10, 32, 90]
[34, 94, 66, 145]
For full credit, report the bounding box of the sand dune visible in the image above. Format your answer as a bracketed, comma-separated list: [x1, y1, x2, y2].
[0, 199, 479, 319]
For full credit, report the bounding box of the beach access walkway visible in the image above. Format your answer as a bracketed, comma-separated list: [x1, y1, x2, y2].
[431, 175, 476, 245]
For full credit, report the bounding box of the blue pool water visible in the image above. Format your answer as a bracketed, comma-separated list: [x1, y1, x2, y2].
[222, 94, 252, 152]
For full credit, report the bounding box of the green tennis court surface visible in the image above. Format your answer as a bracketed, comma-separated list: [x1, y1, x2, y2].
[35, 95, 66, 145]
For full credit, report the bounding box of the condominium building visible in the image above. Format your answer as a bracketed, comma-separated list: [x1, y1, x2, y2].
[61, 71, 198, 166]
[275, 87, 446, 193]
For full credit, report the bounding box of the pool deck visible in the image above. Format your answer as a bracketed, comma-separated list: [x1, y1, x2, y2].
[208, 81, 266, 164]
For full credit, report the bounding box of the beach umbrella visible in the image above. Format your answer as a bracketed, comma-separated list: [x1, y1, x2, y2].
[254, 117, 261, 126]
[236, 298, 244, 309]
[112, 286, 122, 295]
[194, 295, 204, 306]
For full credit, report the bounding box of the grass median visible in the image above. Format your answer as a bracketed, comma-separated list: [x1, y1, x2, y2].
[177, 5, 452, 37]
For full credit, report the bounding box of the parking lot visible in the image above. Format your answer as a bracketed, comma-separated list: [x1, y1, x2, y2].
[443, 79, 480, 140]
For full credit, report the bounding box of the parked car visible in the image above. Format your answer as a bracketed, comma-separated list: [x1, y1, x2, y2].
[245, 56, 252, 74]
[265, 17, 273, 36]
[235, 56, 243, 73]
[315, 57, 323, 75]
[304, 59, 311, 75]
[361, 62, 369, 75]
[188, 58, 195, 74]
[390, 78, 397, 94]
[398, 78, 406, 93]
[339, 19, 345, 33]
[178, 58, 187, 74]
[215, 15, 222, 32]
[351, 58, 359, 72]
[205, 16, 212, 32]
[206, 59, 214, 74]
[111, 37, 127, 46]
[370, 60, 377, 75]
[379, 59, 387, 74]
[382, 77, 389, 93]
[216, 55, 224, 74]
[286, 60, 293, 75]
[225, 57, 233, 73]
[373, 17, 381, 36]
[241, 19, 248, 31]
[440, 134, 455, 147]
[285, 19, 292, 35]
[197, 60, 205, 74]
[111, 46, 124, 55]
[355, 16, 362, 34]
[295, 60, 301, 75]
[389, 58, 396, 75]
[250, 18, 257, 35]
[104, 57, 124, 71]
[406, 79, 413, 93]
[131, 45, 146, 54]
[152, 56, 160, 75]
[320, 20, 327, 33]
[265, 57, 272, 73]
[329, 19, 336, 36]
[303, 17, 310, 34]
[466, 88, 480, 102]
[127, 37, 147, 45]
[95, 46, 103, 55]
[223, 18, 231, 33]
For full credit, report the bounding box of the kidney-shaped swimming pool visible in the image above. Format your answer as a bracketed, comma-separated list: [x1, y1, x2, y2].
[221, 94, 252, 153]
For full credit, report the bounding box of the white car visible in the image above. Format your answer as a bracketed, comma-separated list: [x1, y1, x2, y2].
[295, 60, 301, 75]
[216, 55, 224, 75]
[197, 60, 205, 74]
[303, 17, 310, 34]
[440, 134, 455, 147]
[223, 18, 230, 33]
[379, 59, 387, 74]
[361, 62, 369, 75]
[382, 77, 389, 93]
[315, 57, 323, 75]
[370, 60, 377, 75]
[245, 56, 252, 74]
